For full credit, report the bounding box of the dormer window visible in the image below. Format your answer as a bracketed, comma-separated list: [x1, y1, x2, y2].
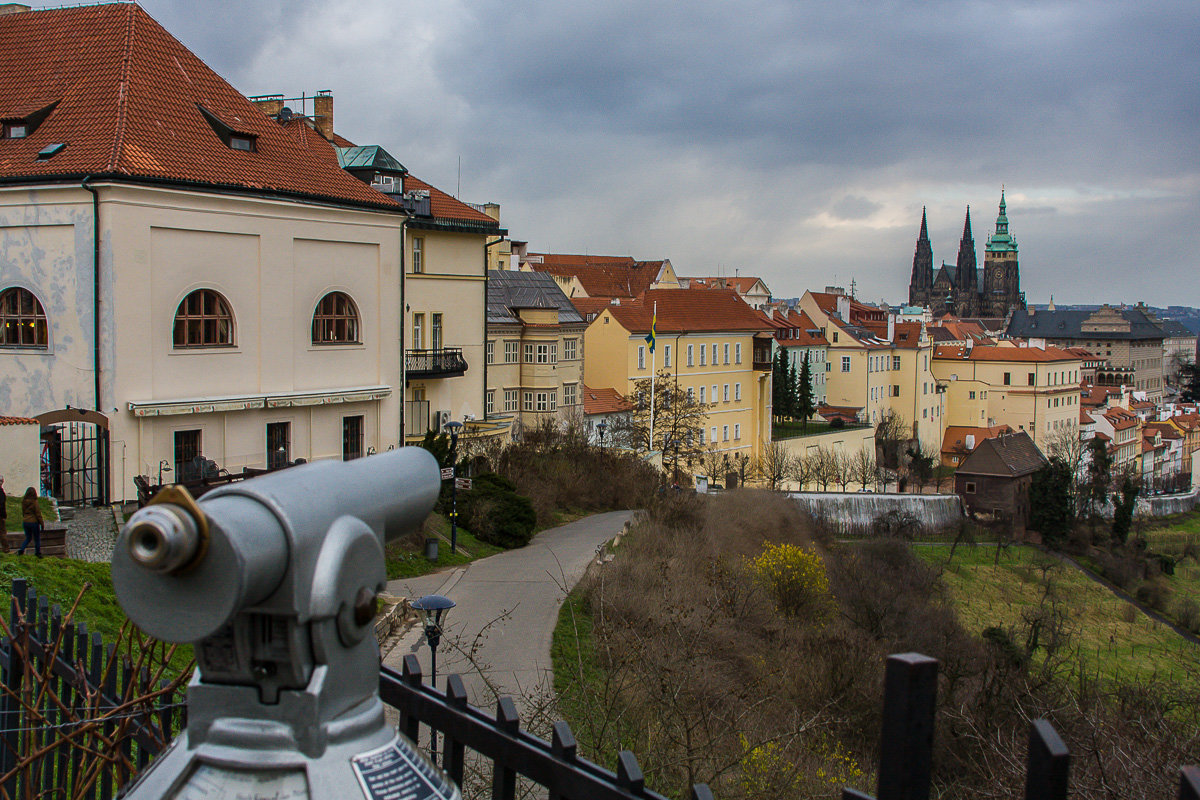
[198, 104, 258, 152]
[2, 102, 58, 140]
[3, 123, 26, 139]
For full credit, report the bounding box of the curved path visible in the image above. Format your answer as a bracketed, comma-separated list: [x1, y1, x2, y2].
[382, 510, 634, 711]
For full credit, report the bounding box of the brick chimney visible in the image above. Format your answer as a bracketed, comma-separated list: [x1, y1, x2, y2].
[314, 91, 334, 140]
[250, 95, 285, 117]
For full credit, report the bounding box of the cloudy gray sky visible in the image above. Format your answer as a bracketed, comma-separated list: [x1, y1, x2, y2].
[136, 0, 1199, 308]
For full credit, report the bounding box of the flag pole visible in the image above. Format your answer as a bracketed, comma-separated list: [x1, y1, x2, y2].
[649, 301, 657, 454]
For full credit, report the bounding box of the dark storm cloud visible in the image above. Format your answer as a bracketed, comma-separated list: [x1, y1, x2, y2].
[94, 1, 1200, 304]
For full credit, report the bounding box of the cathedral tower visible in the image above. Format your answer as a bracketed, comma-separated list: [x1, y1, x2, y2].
[908, 207, 934, 306]
[953, 207, 978, 315]
[982, 190, 1024, 316]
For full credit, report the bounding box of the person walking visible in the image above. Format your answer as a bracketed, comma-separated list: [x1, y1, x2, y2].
[0, 476, 8, 553]
[18, 487, 42, 557]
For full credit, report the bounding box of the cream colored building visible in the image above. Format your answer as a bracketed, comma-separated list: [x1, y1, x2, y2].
[582, 289, 773, 459]
[932, 343, 1083, 450]
[486, 270, 587, 431]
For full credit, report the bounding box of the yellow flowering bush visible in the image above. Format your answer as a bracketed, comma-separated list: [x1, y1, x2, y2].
[749, 542, 831, 617]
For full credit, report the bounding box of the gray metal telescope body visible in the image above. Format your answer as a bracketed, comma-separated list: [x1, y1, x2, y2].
[113, 448, 459, 799]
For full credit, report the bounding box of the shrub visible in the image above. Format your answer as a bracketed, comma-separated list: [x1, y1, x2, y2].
[1175, 598, 1200, 633]
[749, 542, 831, 617]
[459, 473, 536, 548]
[1134, 576, 1172, 612]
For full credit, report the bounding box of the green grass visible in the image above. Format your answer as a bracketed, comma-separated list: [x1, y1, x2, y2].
[0, 553, 193, 679]
[384, 512, 504, 580]
[916, 544, 1200, 686]
[4, 496, 58, 531]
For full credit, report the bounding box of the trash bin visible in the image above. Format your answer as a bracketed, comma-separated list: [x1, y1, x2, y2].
[425, 536, 439, 561]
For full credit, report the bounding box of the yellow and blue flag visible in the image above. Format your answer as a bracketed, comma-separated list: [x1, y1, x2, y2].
[644, 308, 656, 353]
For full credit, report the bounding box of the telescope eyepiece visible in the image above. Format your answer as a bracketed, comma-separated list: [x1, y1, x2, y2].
[125, 505, 202, 574]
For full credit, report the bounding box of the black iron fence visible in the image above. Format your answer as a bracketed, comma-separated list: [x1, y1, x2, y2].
[1, 578, 1196, 799]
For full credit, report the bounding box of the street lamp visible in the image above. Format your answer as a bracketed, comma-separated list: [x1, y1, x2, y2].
[443, 421, 464, 554]
[597, 420, 607, 448]
[410, 594, 455, 765]
[157, 460, 171, 486]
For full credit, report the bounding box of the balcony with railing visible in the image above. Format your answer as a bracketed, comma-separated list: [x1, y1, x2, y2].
[406, 347, 468, 378]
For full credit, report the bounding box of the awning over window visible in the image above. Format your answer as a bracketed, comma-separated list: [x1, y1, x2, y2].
[127, 386, 391, 417]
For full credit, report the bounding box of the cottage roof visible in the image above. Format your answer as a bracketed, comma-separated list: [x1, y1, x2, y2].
[956, 431, 1047, 478]
[601, 289, 770, 335]
[582, 386, 632, 415]
[526, 254, 667, 298]
[932, 344, 1079, 363]
[488, 270, 584, 326]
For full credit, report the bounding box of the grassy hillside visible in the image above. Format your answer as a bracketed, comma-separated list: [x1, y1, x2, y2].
[916, 544, 1199, 685]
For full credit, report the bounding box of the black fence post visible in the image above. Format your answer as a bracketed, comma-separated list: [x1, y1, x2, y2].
[400, 655, 422, 746]
[443, 674, 468, 784]
[876, 653, 938, 800]
[549, 721, 576, 800]
[690, 785, 715, 800]
[1025, 719, 1069, 800]
[616, 751, 645, 797]
[492, 696, 519, 800]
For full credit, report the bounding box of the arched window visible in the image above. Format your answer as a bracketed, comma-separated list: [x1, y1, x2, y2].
[173, 289, 234, 348]
[312, 292, 361, 344]
[0, 288, 48, 348]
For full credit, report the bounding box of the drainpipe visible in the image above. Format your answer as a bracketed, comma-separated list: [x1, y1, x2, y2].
[82, 176, 101, 413]
[483, 236, 508, 424]
[399, 216, 408, 445]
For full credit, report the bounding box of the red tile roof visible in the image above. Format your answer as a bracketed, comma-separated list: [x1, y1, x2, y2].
[808, 291, 887, 324]
[941, 424, 1013, 457]
[571, 297, 615, 320]
[526, 254, 668, 298]
[0, 416, 38, 426]
[582, 386, 632, 415]
[0, 4, 415, 212]
[601, 290, 770, 334]
[932, 344, 1080, 363]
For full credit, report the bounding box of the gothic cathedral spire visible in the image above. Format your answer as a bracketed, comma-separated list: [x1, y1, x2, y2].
[955, 206, 977, 295]
[908, 206, 933, 306]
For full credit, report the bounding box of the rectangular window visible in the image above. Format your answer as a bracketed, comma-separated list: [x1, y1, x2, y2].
[564, 338, 577, 360]
[700, 346, 706, 366]
[504, 389, 519, 412]
[486, 340, 495, 364]
[550, 342, 558, 363]
[412, 237, 424, 274]
[722, 425, 729, 442]
[723, 343, 730, 365]
[523, 391, 535, 412]
[735, 343, 742, 364]
[711, 344, 718, 365]
[734, 383, 741, 401]
[711, 426, 718, 443]
[266, 422, 290, 470]
[711, 385, 718, 403]
[486, 390, 495, 415]
[687, 344, 694, 366]
[638, 346, 646, 370]
[723, 384, 730, 402]
[965, 481, 976, 494]
[1028, 372, 1036, 386]
[826, 362, 831, 372]
[842, 356, 851, 372]
[564, 383, 577, 406]
[893, 355, 901, 370]
[969, 391, 976, 400]
[664, 344, 671, 367]
[174, 429, 202, 482]
[892, 385, 900, 397]
[504, 340, 519, 363]
[535, 391, 556, 412]
[342, 415, 364, 461]
[431, 313, 443, 350]
[699, 386, 706, 403]
[833, 332, 839, 343]
[734, 423, 741, 440]
[699, 428, 705, 445]
[524, 343, 534, 363]
[1003, 372, 1011, 385]
[687, 387, 695, 402]
[412, 313, 425, 349]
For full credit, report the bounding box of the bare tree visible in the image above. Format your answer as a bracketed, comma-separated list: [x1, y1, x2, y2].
[875, 410, 910, 470]
[833, 449, 855, 491]
[754, 440, 794, 490]
[790, 451, 817, 491]
[612, 369, 712, 464]
[850, 448, 877, 490]
[1045, 424, 1087, 518]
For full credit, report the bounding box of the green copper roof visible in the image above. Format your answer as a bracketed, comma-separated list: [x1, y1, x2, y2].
[336, 145, 407, 175]
[985, 189, 1018, 253]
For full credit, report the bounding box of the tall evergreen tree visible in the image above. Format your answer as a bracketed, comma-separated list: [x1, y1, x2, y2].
[772, 349, 786, 422]
[797, 351, 815, 431]
[786, 355, 800, 421]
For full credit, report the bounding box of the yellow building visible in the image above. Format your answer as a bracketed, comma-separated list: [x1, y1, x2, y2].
[931, 343, 1083, 450]
[521, 252, 680, 300]
[798, 291, 945, 450]
[486, 270, 587, 431]
[582, 289, 773, 459]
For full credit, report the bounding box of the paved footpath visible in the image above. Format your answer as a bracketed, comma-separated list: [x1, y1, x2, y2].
[383, 510, 634, 712]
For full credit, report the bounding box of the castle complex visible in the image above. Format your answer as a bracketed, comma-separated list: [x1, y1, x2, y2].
[908, 192, 1025, 318]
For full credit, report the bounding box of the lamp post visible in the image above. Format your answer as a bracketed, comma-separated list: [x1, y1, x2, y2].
[443, 421, 463, 554]
[157, 460, 171, 486]
[597, 420, 607, 449]
[410, 594, 456, 765]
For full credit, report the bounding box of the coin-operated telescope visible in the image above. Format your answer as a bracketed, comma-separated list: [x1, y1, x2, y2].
[113, 448, 460, 800]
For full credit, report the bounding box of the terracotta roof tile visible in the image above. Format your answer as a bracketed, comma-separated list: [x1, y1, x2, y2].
[0, 416, 38, 426]
[582, 386, 632, 415]
[933, 344, 1080, 363]
[527, 254, 666, 298]
[0, 4, 412, 212]
[601, 289, 770, 334]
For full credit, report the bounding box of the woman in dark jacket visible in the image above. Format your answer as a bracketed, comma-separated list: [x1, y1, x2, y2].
[18, 487, 41, 557]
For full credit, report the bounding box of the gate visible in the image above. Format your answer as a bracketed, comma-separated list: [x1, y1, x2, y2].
[34, 408, 109, 507]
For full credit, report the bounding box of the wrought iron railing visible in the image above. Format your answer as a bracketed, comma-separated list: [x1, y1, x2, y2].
[406, 347, 468, 378]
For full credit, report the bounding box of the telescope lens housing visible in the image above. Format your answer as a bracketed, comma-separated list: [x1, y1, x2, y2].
[125, 505, 201, 574]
